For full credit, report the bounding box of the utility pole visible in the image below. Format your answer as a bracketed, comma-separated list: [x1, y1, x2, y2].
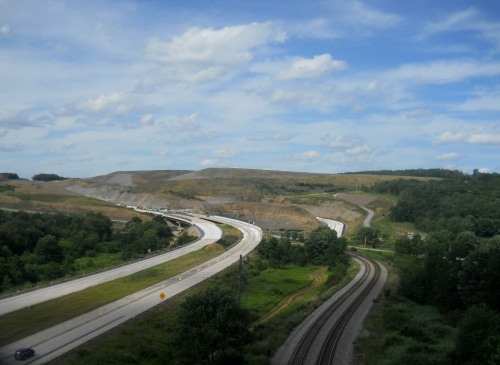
[238, 255, 242, 306]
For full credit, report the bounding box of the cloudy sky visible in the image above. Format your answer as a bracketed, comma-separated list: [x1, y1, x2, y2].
[1, 0, 500, 178]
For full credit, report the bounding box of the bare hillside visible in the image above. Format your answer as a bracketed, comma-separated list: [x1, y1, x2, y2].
[170, 167, 327, 180]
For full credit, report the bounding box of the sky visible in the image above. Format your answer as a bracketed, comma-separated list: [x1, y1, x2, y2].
[1, 0, 500, 179]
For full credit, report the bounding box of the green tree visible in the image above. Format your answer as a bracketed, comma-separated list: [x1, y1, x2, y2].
[354, 227, 382, 247]
[304, 225, 346, 265]
[452, 304, 500, 365]
[171, 287, 252, 365]
[34, 234, 63, 263]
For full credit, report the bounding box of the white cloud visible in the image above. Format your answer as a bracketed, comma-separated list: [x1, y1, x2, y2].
[200, 159, 217, 166]
[325, 134, 363, 150]
[293, 150, 320, 160]
[144, 22, 287, 84]
[424, 8, 478, 35]
[276, 54, 347, 80]
[435, 131, 500, 145]
[139, 114, 154, 126]
[434, 152, 462, 161]
[423, 8, 500, 50]
[1, 25, 9, 35]
[346, 145, 372, 155]
[339, 1, 401, 29]
[162, 112, 200, 131]
[384, 60, 500, 84]
[458, 94, 500, 111]
[77, 92, 130, 114]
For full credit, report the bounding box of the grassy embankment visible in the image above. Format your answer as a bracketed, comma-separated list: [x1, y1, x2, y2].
[353, 250, 456, 364]
[0, 180, 150, 221]
[54, 254, 358, 365]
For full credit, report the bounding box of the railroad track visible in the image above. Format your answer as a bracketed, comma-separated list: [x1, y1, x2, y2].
[289, 252, 382, 365]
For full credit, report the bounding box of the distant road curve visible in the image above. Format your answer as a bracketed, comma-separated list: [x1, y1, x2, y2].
[316, 217, 345, 237]
[360, 206, 375, 227]
[0, 216, 262, 365]
[0, 214, 222, 317]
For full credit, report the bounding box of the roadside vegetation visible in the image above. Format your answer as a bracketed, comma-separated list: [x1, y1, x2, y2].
[0, 210, 178, 294]
[51, 224, 351, 365]
[0, 243, 224, 346]
[355, 171, 500, 365]
[3, 168, 499, 364]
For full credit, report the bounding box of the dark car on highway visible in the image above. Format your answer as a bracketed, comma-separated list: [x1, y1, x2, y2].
[14, 348, 35, 360]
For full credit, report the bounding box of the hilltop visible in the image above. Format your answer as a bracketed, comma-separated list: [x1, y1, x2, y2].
[0, 167, 432, 232]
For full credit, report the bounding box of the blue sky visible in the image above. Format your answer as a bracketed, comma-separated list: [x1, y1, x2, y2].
[1, 0, 500, 179]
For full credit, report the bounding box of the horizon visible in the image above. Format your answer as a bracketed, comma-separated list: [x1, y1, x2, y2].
[1, 166, 480, 181]
[1, 0, 500, 178]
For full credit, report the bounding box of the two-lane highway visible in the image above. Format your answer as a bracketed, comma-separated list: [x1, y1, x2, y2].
[0, 215, 221, 317]
[0, 216, 262, 365]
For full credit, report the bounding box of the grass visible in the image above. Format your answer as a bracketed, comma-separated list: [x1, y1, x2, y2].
[353, 250, 456, 365]
[50, 254, 359, 365]
[0, 243, 224, 347]
[242, 265, 319, 316]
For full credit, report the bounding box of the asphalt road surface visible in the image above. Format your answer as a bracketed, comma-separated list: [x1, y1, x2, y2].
[0, 216, 262, 365]
[0, 215, 222, 317]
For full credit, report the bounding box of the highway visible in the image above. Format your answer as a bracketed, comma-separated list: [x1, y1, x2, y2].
[0, 216, 262, 365]
[0, 215, 222, 317]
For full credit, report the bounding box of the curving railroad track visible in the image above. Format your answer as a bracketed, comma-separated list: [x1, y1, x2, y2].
[274, 252, 385, 365]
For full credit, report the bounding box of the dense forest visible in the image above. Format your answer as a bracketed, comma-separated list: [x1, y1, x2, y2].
[371, 171, 500, 364]
[0, 210, 173, 293]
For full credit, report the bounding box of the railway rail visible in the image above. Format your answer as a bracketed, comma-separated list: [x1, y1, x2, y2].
[289, 252, 382, 365]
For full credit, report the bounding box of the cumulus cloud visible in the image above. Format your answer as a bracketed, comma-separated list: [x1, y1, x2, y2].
[293, 150, 320, 160]
[143, 22, 286, 84]
[77, 92, 130, 114]
[346, 144, 372, 155]
[434, 152, 463, 161]
[435, 131, 500, 145]
[276, 54, 347, 80]
[200, 159, 217, 166]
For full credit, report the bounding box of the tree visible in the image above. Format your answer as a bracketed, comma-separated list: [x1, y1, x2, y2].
[34, 234, 63, 263]
[304, 225, 346, 265]
[171, 287, 252, 365]
[452, 304, 500, 365]
[354, 227, 382, 247]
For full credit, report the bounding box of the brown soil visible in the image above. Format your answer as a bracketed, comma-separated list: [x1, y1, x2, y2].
[336, 193, 378, 206]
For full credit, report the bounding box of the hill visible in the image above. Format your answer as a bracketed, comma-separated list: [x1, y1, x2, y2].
[0, 167, 430, 231]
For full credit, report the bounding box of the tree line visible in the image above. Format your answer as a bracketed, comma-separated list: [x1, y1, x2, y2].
[375, 171, 500, 237]
[0, 210, 173, 293]
[374, 171, 500, 364]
